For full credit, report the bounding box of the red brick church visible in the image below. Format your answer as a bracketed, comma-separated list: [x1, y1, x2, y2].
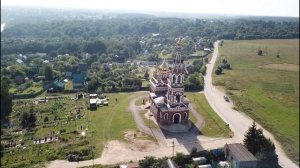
[149, 38, 190, 125]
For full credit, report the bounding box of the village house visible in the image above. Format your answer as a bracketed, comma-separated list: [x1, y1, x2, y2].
[72, 73, 85, 91]
[224, 143, 258, 168]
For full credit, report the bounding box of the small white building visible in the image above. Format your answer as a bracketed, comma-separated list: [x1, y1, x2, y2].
[192, 157, 207, 165]
[197, 164, 212, 168]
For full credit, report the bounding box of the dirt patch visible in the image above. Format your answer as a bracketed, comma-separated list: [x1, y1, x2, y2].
[259, 63, 299, 72]
[123, 131, 157, 152]
[124, 130, 143, 141]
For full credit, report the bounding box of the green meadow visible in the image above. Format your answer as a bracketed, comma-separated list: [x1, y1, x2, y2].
[186, 92, 231, 137]
[214, 39, 299, 164]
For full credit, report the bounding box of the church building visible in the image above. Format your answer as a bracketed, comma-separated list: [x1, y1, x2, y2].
[149, 38, 190, 125]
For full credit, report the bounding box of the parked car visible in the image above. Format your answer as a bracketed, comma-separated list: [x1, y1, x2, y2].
[224, 95, 229, 102]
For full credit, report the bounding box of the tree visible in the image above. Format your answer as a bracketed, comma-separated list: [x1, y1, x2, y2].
[215, 66, 223, 75]
[243, 122, 265, 155]
[222, 59, 227, 64]
[1, 78, 12, 121]
[199, 65, 206, 75]
[44, 65, 53, 81]
[20, 108, 36, 128]
[144, 70, 149, 80]
[44, 116, 49, 123]
[186, 73, 204, 91]
[256, 139, 279, 168]
[139, 156, 157, 168]
[244, 122, 279, 167]
[0, 143, 4, 157]
[21, 112, 29, 128]
[28, 112, 37, 127]
[173, 152, 186, 166]
[258, 50, 263, 56]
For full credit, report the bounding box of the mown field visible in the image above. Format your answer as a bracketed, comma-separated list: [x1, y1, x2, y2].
[186, 92, 231, 137]
[213, 39, 299, 164]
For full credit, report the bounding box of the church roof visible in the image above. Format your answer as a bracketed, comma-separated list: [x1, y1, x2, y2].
[154, 96, 165, 104]
[159, 59, 169, 71]
[160, 104, 169, 112]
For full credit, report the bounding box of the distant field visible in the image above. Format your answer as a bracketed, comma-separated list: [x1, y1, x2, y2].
[213, 39, 299, 164]
[159, 52, 173, 59]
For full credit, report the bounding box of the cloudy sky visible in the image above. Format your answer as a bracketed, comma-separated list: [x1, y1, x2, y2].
[2, 0, 299, 17]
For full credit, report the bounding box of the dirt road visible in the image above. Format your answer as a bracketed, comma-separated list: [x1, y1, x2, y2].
[204, 41, 298, 168]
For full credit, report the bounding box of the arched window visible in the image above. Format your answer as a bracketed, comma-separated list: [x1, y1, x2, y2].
[173, 113, 181, 124]
[176, 95, 180, 103]
[177, 75, 181, 83]
[164, 114, 168, 120]
[173, 75, 176, 83]
[184, 112, 188, 119]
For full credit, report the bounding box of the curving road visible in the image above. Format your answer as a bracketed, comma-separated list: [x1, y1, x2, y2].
[204, 41, 298, 168]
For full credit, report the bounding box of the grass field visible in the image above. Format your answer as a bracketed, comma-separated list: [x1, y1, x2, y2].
[1, 92, 148, 167]
[214, 39, 299, 164]
[193, 50, 208, 56]
[134, 93, 228, 137]
[140, 110, 159, 129]
[186, 92, 231, 137]
[9, 82, 43, 95]
[159, 52, 173, 59]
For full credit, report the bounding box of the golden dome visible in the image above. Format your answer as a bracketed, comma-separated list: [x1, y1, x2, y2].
[159, 59, 169, 71]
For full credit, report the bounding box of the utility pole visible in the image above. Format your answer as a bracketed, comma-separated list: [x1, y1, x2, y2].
[172, 141, 175, 158]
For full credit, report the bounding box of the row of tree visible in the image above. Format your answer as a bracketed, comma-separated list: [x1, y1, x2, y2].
[2, 18, 298, 40]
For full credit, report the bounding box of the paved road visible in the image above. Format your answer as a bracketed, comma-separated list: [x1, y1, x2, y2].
[204, 41, 298, 168]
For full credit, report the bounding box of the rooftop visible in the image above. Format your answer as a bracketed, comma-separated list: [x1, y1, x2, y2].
[225, 143, 257, 162]
[53, 80, 65, 88]
[154, 96, 165, 104]
[73, 73, 85, 84]
[162, 159, 179, 168]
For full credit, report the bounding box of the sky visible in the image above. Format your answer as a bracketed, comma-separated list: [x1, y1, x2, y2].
[2, 0, 299, 17]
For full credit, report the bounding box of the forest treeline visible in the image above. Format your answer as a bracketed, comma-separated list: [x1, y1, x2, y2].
[1, 17, 298, 56]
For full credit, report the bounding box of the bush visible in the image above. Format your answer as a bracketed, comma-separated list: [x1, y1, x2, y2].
[60, 129, 66, 133]
[66, 147, 93, 162]
[67, 154, 78, 161]
[215, 67, 223, 75]
[46, 152, 58, 161]
[44, 116, 49, 122]
[120, 87, 136, 92]
[221, 63, 231, 69]
[173, 152, 188, 166]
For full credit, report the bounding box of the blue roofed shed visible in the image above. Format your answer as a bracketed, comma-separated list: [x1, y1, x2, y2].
[73, 73, 85, 90]
[50, 80, 65, 92]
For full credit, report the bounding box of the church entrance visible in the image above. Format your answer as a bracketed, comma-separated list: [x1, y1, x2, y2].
[173, 113, 181, 124]
[176, 95, 180, 103]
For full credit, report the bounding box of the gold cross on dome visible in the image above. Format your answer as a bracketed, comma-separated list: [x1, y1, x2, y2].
[176, 37, 184, 48]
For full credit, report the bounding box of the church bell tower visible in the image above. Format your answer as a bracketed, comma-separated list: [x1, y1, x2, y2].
[166, 38, 186, 105]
